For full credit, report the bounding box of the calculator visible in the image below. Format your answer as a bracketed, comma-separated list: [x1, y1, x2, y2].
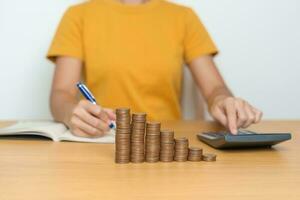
[197, 130, 291, 149]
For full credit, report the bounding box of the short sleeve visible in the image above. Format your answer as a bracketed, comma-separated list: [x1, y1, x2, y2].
[47, 6, 84, 62]
[183, 8, 218, 64]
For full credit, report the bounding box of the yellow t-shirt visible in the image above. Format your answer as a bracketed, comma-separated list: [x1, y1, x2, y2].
[47, 0, 218, 121]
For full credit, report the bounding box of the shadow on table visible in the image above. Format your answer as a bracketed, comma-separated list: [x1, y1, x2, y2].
[0, 135, 51, 141]
[216, 145, 290, 153]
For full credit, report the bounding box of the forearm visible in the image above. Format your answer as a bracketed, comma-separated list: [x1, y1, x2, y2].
[188, 55, 233, 111]
[50, 89, 78, 127]
[189, 55, 262, 132]
[49, 57, 116, 137]
[50, 56, 83, 126]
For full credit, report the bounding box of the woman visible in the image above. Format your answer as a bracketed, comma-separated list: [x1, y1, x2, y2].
[48, 0, 263, 138]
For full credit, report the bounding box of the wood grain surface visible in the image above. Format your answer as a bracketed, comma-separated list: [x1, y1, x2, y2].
[0, 121, 299, 200]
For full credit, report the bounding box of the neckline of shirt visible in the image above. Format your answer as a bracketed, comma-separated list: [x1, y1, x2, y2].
[99, 0, 162, 13]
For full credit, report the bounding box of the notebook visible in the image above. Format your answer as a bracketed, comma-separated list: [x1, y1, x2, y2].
[0, 120, 115, 143]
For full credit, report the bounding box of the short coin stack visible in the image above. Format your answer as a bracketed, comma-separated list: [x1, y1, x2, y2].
[130, 113, 147, 163]
[188, 147, 203, 161]
[202, 153, 217, 162]
[115, 108, 131, 164]
[174, 137, 189, 162]
[160, 130, 175, 162]
[145, 122, 161, 163]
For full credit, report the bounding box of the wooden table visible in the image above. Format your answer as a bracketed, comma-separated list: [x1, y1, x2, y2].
[0, 121, 299, 200]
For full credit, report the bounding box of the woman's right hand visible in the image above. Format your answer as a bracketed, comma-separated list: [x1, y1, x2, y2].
[67, 100, 116, 138]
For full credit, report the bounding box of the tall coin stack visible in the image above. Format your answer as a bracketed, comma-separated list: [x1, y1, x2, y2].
[115, 108, 131, 164]
[174, 137, 189, 162]
[145, 122, 161, 163]
[160, 130, 175, 162]
[188, 147, 203, 161]
[130, 113, 147, 163]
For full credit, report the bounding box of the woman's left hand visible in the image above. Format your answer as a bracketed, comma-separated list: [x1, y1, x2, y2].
[210, 96, 263, 134]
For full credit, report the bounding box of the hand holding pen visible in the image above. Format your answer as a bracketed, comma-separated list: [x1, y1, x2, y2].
[66, 82, 116, 138]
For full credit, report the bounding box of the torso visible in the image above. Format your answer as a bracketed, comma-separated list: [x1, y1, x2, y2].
[81, 0, 189, 120]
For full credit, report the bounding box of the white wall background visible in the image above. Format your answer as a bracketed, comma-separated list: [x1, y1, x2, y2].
[0, 0, 299, 120]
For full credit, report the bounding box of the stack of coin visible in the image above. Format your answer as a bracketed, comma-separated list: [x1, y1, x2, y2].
[160, 130, 175, 162]
[174, 137, 189, 162]
[202, 153, 217, 162]
[145, 122, 161, 163]
[131, 113, 147, 163]
[188, 147, 203, 161]
[115, 108, 131, 164]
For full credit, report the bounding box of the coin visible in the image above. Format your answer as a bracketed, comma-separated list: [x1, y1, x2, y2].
[130, 113, 146, 163]
[202, 153, 217, 162]
[115, 108, 217, 164]
[160, 130, 175, 162]
[187, 147, 203, 162]
[115, 108, 131, 164]
[145, 122, 161, 163]
[173, 137, 189, 162]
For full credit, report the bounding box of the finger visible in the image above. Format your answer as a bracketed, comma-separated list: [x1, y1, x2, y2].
[212, 107, 227, 127]
[242, 104, 256, 128]
[79, 100, 101, 116]
[103, 108, 116, 121]
[73, 107, 110, 131]
[98, 110, 110, 124]
[71, 116, 105, 136]
[225, 100, 238, 134]
[80, 100, 110, 123]
[235, 100, 248, 128]
[252, 108, 263, 123]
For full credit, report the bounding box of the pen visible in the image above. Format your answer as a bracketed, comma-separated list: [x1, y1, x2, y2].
[76, 82, 115, 129]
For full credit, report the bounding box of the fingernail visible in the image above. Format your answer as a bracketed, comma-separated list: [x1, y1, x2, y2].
[232, 128, 238, 134]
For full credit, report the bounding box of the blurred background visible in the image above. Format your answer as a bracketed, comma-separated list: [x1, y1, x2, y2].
[0, 0, 299, 120]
